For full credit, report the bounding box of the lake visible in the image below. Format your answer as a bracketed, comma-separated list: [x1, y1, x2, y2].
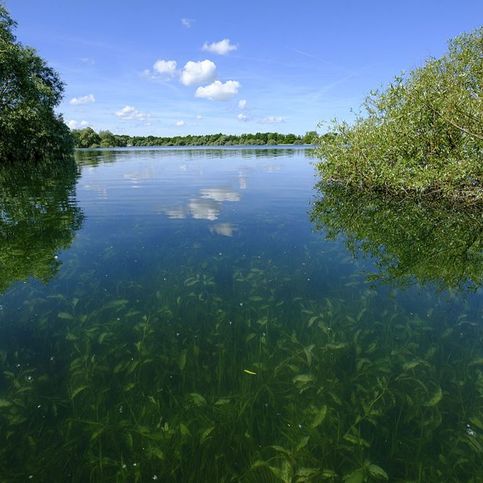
[0, 147, 481, 481]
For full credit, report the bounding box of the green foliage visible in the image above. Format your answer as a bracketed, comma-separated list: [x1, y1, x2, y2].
[71, 128, 310, 148]
[311, 183, 483, 290]
[0, 5, 72, 162]
[316, 28, 483, 204]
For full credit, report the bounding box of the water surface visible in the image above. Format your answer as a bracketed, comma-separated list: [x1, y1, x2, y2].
[0, 148, 481, 482]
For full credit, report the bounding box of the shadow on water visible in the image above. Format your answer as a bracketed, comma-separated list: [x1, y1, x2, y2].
[0, 159, 83, 294]
[311, 183, 483, 291]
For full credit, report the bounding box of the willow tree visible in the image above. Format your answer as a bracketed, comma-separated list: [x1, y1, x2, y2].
[0, 5, 72, 162]
[316, 28, 483, 204]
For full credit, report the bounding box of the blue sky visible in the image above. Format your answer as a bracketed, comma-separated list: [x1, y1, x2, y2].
[6, 0, 482, 136]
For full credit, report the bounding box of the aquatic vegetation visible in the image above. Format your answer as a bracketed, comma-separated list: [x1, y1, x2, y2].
[0, 149, 481, 481]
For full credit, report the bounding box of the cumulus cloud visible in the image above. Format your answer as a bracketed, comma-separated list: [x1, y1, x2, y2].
[67, 120, 89, 130]
[180, 60, 216, 86]
[175, 120, 185, 127]
[115, 105, 150, 121]
[237, 113, 248, 122]
[238, 99, 247, 109]
[260, 116, 285, 124]
[69, 94, 95, 105]
[181, 18, 194, 28]
[202, 38, 237, 55]
[195, 80, 240, 101]
[153, 59, 177, 76]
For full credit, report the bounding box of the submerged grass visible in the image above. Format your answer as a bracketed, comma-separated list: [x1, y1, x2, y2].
[0, 255, 481, 482]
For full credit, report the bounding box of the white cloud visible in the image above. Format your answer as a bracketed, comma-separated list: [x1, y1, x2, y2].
[180, 60, 216, 86]
[238, 99, 247, 110]
[181, 18, 194, 28]
[237, 113, 248, 122]
[175, 120, 185, 127]
[67, 120, 89, 130]
[196, 114, 203, 120]
[153, 59, 177, 76]
[115, 105, 150, 121]
[195, 80, 240, 101]
[202, 38, 237, 55]
[260, 116, 285, 124]
[69, 94, 95, 105]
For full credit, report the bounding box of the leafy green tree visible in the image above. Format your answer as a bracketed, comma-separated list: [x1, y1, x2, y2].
[74, 127, 101, 148]
[0, 5, 72, 162]
[316, 28, 483, 204]
[99, 130, 116, 147]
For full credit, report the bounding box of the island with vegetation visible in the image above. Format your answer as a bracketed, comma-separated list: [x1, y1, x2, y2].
[316, 28, 482, 205]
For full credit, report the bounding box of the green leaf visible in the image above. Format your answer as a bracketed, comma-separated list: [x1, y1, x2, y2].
[343, 469, 364, 483]
[425, 386, 443, 406]
[58, 312, 74, 320]
[368, 464, 388, 480]
[311, 405, 328, 428]
[71, 385, 88, 399]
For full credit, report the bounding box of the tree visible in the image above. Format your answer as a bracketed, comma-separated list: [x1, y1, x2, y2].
[316, 27, 483, 204]
[0, 5, 72, 162]
[74, 127, 101, 148]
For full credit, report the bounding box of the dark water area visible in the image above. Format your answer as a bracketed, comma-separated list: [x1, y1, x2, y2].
[0, 147, 481, 482]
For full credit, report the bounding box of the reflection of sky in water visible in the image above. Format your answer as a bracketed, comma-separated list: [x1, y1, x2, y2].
[75, 148, 312, 225]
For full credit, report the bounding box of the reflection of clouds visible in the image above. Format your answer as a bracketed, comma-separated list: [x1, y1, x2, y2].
[200, 188, 240, 202]
[162, 186, 241, 222]
[123, 167, 156, 188]
[163, 207, 187, 219]
[263, 163, 282, 173]
[210, 223, 237, 237]
[188, 198, 220, 221]
[238, 173, 247, 190]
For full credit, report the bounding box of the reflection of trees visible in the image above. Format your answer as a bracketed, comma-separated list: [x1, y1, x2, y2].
[0, 159, 83, 292]
[74, 147, 309, 166]
[311, 184, 483, 289]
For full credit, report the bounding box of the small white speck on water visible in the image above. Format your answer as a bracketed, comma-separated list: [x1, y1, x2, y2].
[122, 464, 127, 469]
[16, 363, 21, 368]
[133, 463, 137, 467]
[37, 404, 41, 409]
[26, 376, 33, 382]
[49, 356, 54, 361]
[54, 255, 58, 260]
[239, 302, 243, 307]
[218, 252, 222, 256]
[152, 476, 158, 480]
[28, 476, 33, 480]
[176, 332, 180, 336]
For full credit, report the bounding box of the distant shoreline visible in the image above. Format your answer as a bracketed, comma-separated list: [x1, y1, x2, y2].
[75, 144, 315, 151]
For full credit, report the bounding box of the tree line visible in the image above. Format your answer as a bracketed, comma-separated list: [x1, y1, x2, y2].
[72, 128, 319, 148]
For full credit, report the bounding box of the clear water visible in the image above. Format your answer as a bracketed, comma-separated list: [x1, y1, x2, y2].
[0, 147, 481, 482]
